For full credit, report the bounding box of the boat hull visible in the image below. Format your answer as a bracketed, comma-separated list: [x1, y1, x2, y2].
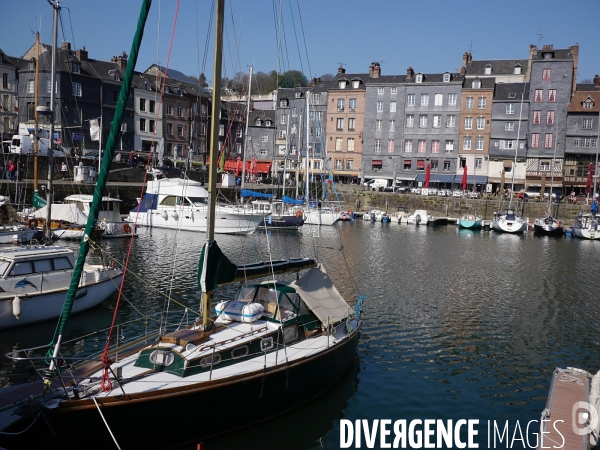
[0, 229, 37, 244]
[571, 226, 600, 239]
[491, 218, 527, 233]
[457, 219, 482, 230]
[6, 327, 361, 449]
[302, 209, 339, 226]
[258, 214, 304, 230]
[533, 223, 564, 236]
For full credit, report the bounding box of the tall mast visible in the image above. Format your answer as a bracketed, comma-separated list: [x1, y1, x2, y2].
[282, 112, 290, 198]
[593, 110, 600, 216]
[45, 0, 60, 240]
[201, 0, 224, 330]
[305, 94, 309, 202]
[510, 89, 526, 209]
[240, 65, 252, 201]
[34, 33, 40, 191]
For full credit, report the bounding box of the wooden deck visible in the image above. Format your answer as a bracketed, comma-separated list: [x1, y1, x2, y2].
[539, 368, 590, 449]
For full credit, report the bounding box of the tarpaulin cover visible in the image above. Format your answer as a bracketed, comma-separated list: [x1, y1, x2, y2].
[282, 195, 304, 205]
[241, 189, 274, 199]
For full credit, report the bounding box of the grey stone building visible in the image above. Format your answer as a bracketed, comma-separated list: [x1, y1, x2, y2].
[461, 52, 529, 84]
[246, 108, 275, 162]
[564, 77, 600, 194]
[489, 82, 530, 192]
[0, 49, 22, 140]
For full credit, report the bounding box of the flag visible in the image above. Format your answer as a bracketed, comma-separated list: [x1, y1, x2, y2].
[89, 119, 100, 141]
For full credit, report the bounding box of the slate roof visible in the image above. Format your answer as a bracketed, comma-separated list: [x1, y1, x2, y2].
[463, 77, 496, 89]
[403, 72, 464, 84]
[365, 75, 406, 85]
[531, 48, 575, 61]
[151, 64, 194, 83]
[249, 109, 275, 126]
[493, 82, 530, 101]
[464, 59, 528, 76]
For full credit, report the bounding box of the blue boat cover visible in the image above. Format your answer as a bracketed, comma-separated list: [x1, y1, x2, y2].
[130, 193, 158, 213]
[282, 195, 305, 205]
[241, 189, 274, 199]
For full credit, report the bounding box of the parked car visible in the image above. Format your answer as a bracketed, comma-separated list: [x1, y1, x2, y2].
[363, 179, 375, 188]
[394, 186, 409, 193]
[452, 190, 464, 198]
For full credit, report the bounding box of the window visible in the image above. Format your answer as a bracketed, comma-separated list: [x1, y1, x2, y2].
[531, 133, 540, 148]
[149, 120, 155, 133]
[375, 139, 381, 152]
[200, 123, 206, 135]
[544, 133, 554, 148]
[149, 100, 155, 113]
[338, 80, 347, 89]
[434, 94, 443, 106]
[506, 104, 515, 115]
[542, 69, 551, 81]
[466, 97, 474, 109]
[280, 114, 286, 125]
[464, 117, 473, 130]
[419, 115, 427, 128]
[315, 111, 324, 121]
[403, 160, 412, 170]
[477, 97, 486, 109]
[349, 98, 356, 110]
[219, 124, 224, 136]
[503, 140, 513, 149]
[583, 100, 593, 109]
[348, 118, 356, 130]
[582, 118, 593, 129]
[280, 99, 288, 107]
[404, 140, 413, 153]
[140, 98, 146, 111]
[140, 118, 146, 132]
[376, 101, 383, 112]
[431, 160, 438, 170]
[167, 123, 173, 135]
[546, 111, 555, 125]
[236, 128, 243, 138]
[508, 93, 516, 99]
[443, 73, 451, 82]
[534, 89, 543, 102]
[477, 117, 485, 130]
[445, 140, 454, 152]
[416, 74, 423, 83]
[290, 124, 297, 135]
[337, 99, 345, 111]
[406, 114, 414, 128]
[71, 63, 80, 74]
[548, 90, 557, 102]
[463, 137, 471, 150]
[377, 87, 384, 95]
[347, 138, 354, 151]
[514, 66, 522, 75]
[574, 138, 580, 147]
[448, 93, 457, 106]
[475, 158, 482, 169]
[418, 140, 426, 153]
[372, 160, 383, 170]
[446, 115, 456, 128]
[294, 92, 301, 99]
[336, 118, 344, 130]
[391, 87, 397, 95]
[277, 130, 286, 139]
[444, 161, 451, 171]
[433, 115, 441, 128]
[505, 122, 514, 131]
[390, 101, 396, 112]
[472, 80, 481, 89]
[417, 160, 425, 170]
[72, 82, 82, 97]
[27, 80, 34, 94]
[290, 107, 297, 117]
[177, 124, 183, 137]
[2, 73, 7, 89]
[336, 137, 343, 151]
[352, 80, 360, 89]
[407, 94, 415, 106]
[533, 110, 542, 125]
[389, 120, 395, 132]
[476, 137, 484, 151]
[540, 161, 550, 171]
[431, 140, 440, 153]
[421, 94, 429, 106]
[375, 120, 382, 131]
[166, 105, 173, 115]
[261, 134, 268, 143]
[387, 140, 395, 153]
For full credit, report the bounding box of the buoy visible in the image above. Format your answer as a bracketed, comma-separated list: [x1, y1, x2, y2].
[12, 296, 21, 319]
[121, 223, 131, 233]
[27, 218, 39, 229]
[161, 211, 169, 220]
[295, 210, 303, 219]
[171, 211, 179, 220]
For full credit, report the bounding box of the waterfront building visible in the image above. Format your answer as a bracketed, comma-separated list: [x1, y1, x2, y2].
[132, 73, 163, 154]
[246, 108, 275, 165]
[564, 76, 600, 194]
[0, 49, 21, 140]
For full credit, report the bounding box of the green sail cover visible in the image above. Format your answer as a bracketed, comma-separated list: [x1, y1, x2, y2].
[198, 240, 238, 292]
[33, 191, 47, 209]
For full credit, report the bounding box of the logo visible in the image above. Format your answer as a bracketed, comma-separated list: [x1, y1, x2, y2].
[15, 278, 38, 290]
[572, 401, 598, 436]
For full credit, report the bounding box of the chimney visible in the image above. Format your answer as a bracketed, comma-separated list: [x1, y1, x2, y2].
[337, 65, 346, 74]
[594, 74, 600, 88]
[542, 44, 554, 50]
[461, 52, 471, 75]
[76, 46, 88, 62]
[369, 63, 374, 78]
[111, 51, 128, 69]
[406, 67, 414, 79]
[372, 62, 381, 79]
[61, 41, 71, 51]
[570, 43, 579, 97]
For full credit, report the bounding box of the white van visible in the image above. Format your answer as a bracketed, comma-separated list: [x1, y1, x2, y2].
[11, 135, 65, 156]
[371, 179, 389, 190]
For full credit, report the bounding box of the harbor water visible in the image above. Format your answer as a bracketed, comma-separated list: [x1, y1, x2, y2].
[0, 222, 599, 449]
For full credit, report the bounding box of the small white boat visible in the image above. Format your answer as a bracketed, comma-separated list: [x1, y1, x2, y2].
[390, 206, 410, 224]
[251, 200, 303, 230]
[571, 213, 600, 239]
[0, 201, 39, 244]
[491, 208, 528, 233]
[64, 194, 135, 238]
[406, 209, 431, 225]
[298, 206, 340, 226]
[457, 213, 483, 230]
[0, 245, 122, 329]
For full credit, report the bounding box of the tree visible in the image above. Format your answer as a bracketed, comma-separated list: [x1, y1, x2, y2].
[188, 73, 208, 88]
[319, 73, 335, 82]
[277, 70, 308, 88]
[580, 78, 593, 84]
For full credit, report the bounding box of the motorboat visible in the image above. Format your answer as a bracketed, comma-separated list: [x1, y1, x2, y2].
[129, 177, 268, 234]
[64, 194, 135, 238]
[491, 208, 528, 233]
[533, 215, 565, 236]
[251, 200, 303, 230]
[571, 213, 600, 239]
[27, 203, 105, 241]
[0, 245, 122, 329]
[406, 209, 431, 225]
[390, 206, 410, 224]
[457, 212, 483, 230]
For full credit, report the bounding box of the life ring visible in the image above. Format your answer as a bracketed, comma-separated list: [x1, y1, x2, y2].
[295, 210, 303, 219]
[28, 218, 39, 228]
[122, 223, 132, 233]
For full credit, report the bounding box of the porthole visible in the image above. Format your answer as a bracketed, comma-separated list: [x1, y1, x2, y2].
[231, 345, 249, 359]
[261, 337, 274, 352]
[149, 350, 175, 366]
[200, 353, 222, 368]
[185, 343, 196, 353]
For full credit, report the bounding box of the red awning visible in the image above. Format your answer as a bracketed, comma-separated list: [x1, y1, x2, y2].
[404, 160, 411, 165]
[372, 160, 383, 165]
[223, 159, 272, 175]
[416, 160, 425, 169]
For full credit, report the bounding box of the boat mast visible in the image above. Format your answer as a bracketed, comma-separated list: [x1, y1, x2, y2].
[34, 32, 40, 191]
[305, 94, 309, 203]
[295, 107, 302, 198]
[240, 65, 252, 202]
[593, 110, 600, 216]
[201, 0, 224, 330]
[45, 0, 60, 240]
[510, 88, 526, 209]
[282, 112, 290, 198]
[548, 134, 559, 216]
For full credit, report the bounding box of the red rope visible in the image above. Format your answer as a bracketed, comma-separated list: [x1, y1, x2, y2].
[100, 0, 182, 393]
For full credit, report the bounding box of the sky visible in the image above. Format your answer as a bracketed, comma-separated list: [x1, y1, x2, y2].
[2, 0, 599, 91]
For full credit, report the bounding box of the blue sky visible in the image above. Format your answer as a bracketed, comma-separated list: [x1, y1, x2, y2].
[2, 0, 599, 90]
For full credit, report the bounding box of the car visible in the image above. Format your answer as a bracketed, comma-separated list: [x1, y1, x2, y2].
[394, 186, 408, 193]
[363, 179, 375, 187]
[452, 190, 464, 198]
[383, 185, 394, 192]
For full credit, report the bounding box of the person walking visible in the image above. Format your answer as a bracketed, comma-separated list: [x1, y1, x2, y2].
[7, 160, 15, 181]
[128, 151, 134, 168]
[61, 162, 68, 179]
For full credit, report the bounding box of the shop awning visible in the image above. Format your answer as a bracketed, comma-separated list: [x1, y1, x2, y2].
[223, 159, 272, 174]
[454, 175, 488, 184]
[415, 174, 455, 183]
[372, 160, 383, 166]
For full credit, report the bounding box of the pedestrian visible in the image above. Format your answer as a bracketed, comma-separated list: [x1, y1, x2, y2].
[128, 150, 134, 168]
[78, 158, 83, 168]
[61, 162, 68, 179]
[7, 160, 15, 181]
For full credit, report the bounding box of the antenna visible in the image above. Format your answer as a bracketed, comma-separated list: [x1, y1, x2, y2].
[336, 62, 346, 68]
[378, 54, 388, 65]
[469, 40, 474, 54]
[537, 29, 546, 47]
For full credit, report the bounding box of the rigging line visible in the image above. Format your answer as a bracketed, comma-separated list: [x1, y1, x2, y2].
[227, 0, 244, 76]
[271, 0, 280, 87]
[295, 0, 312, 79]
[278, 0, 292, 85]
[287, 0, 304, 77]
[201, 0, 215, 75]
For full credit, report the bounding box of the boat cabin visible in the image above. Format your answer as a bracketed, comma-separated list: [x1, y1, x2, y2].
[64, 194, 124, 223]
[251, 200, 285, 216]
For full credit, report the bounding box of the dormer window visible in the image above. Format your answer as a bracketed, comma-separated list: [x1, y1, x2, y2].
[352, 80, 360, 89]
[443, 73, 450, 82]
[113, 73, 120, 81]
[513, 65, 522, 75]
[472, 80, 481, 89]
[543, 52, 553, 60]
[255, 119, 262, 126]
[416, 74, 423, 83]
[295, 92, 301, 98]
[145, 81, 151, 91]
[484, 65, 492, 75]
[583, 98, 594, 109]
[279, 99, 288, 107]
[72, 63, 80, 74]
[266, 119, 272, 126]
[178, 89, 183, 96]
[339, 80, 347, 89]
[508, 93, 516, 99]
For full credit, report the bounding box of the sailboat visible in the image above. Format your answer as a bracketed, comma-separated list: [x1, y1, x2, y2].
[491, 91, 528, 234]
[0, 1, 363, 448]
[457, 165, 482, 229]
[533, 157, 564, 236]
